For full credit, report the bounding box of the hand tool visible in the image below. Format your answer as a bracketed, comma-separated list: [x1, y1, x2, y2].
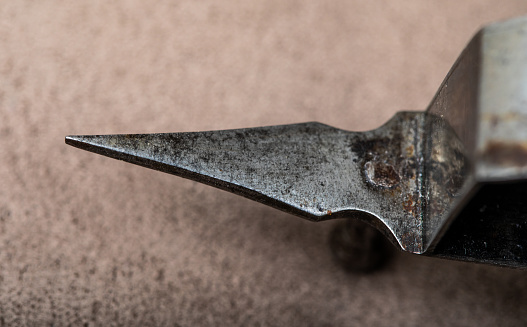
[66, 16, 527, 269]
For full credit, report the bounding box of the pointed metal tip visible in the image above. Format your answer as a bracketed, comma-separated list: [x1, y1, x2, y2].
[65, 135, 84, 147]
[64, 126, 357, 222]
[65, 134, 110, 156]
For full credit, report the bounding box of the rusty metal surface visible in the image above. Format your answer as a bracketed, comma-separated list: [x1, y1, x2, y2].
[427, 16, 527, 182]
[477, 17, 527, 181]
[67, 16, 527, 267]
[67, 112, 426, 253]
[422, 16, 527, 262]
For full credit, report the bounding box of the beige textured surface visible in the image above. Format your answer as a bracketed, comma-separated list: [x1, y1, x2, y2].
[2, 1, 527, 326]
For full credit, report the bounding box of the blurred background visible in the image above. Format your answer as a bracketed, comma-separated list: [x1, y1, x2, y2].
[1, 1, 527, 325]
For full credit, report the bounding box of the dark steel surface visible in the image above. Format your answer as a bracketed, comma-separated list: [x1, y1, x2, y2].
[431, 182, 527, 268]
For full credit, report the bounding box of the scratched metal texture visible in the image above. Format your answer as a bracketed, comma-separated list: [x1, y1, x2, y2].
[67, 112, 425, 253]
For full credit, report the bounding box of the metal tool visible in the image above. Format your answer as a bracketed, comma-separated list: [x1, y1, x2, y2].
[67, 16, 527, 268]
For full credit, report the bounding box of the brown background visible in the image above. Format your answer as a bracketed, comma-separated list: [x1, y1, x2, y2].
[1, 1, 527, 326]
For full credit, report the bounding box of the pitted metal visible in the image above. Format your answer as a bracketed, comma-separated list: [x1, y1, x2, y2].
[67, 112, 426, 253]
[67, 16, 527, 267]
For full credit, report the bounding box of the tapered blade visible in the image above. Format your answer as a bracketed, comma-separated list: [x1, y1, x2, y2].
[66, 122, 362, 221]
[66, 114, 426, 253]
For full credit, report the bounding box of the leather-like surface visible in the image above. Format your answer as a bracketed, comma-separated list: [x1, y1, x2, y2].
[1, 1, 527, 325]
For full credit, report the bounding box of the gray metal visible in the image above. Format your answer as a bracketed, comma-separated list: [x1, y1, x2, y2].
[422, 16, 527, 267]
[66, 16, 527, 267]
[66, 113, 425, 253]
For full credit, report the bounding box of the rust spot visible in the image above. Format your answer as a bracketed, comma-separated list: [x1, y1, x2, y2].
[402, 194, 415, 213]
[481, 141, 527, 166]
[405, 145, 414, 157]
[364, 161, 400, 189]
[402, 194, 420, 218]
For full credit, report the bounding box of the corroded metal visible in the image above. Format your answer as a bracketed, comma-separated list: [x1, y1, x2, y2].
[67, 16, 527, 267]
[422, 16, 527, 267]
[66, 112, 426, 253]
